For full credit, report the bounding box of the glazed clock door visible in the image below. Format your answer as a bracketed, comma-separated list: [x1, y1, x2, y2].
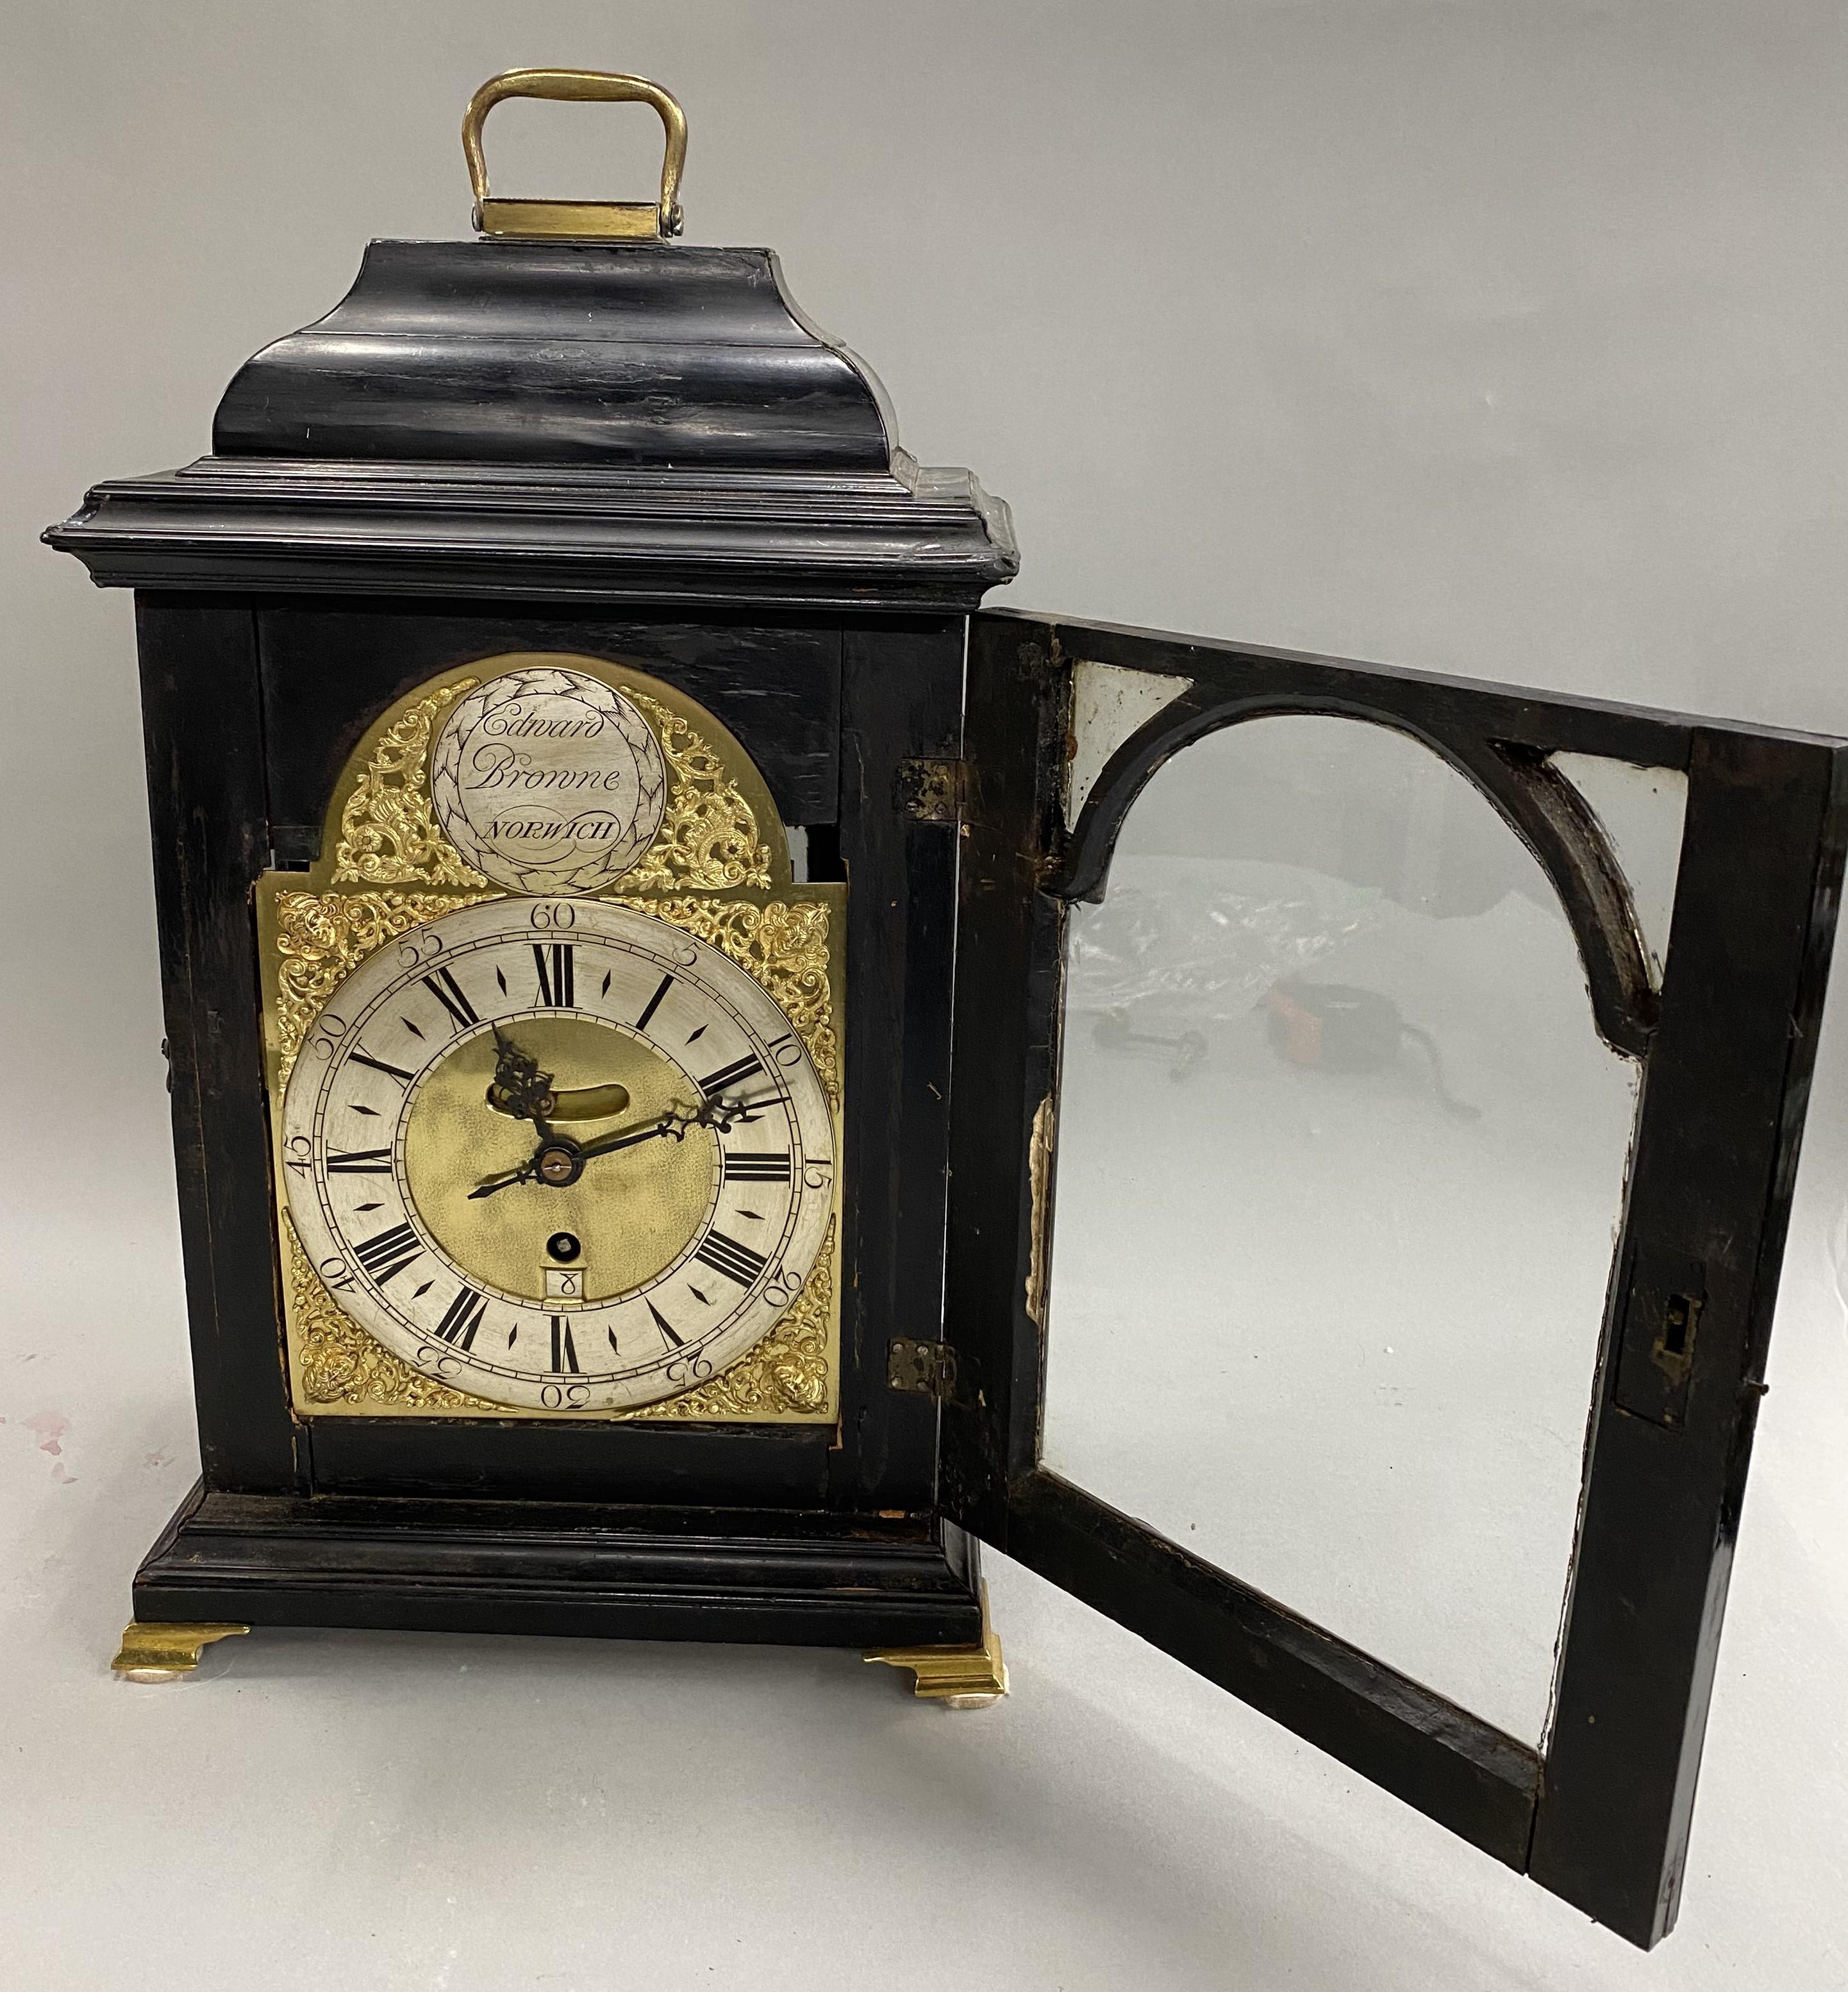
[942, 608, 1848, 1950]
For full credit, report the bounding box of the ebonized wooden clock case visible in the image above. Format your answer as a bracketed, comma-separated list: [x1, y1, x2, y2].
[46, 69, 1848, 1953]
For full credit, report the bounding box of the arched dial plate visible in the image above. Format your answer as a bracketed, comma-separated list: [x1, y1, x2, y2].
[279, 897, 835, 1413]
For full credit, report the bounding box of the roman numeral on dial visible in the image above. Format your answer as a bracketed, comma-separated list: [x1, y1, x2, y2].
[550, 1316, 579, 1373]
[325, 1146, 394, 1174]
[697, 1053, 763, 1100]
[422, 968, 478, 1032]
[349, 1050, 415, 1087]
[353, 1221, 420, 1286]
[532, 942, 574, 1007]
[433, 1284, 487, 1352]
[647, 1300, 683, 1349]
[635, 973, 673, 1034]
[693, 1230, 769, 1287]
[722, 1151, 791, 1182]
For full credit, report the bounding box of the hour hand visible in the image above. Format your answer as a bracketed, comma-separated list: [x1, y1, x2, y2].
[468, 1156, 540, 1200]
[487, 1024, 556, 1125]
[489, 1080, 631, 1123]
[471, 1106, 678, 1198]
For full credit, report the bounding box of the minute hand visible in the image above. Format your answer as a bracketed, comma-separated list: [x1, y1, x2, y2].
[575, 1114, 683, 1164]
[468, 1094, 787, 1200]
[465, 1111, 679, 1201]
[578, 1089, 789, 1160]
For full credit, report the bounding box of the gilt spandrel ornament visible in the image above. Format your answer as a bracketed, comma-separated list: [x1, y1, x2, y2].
[333, 682, 488, 888]
[615, 689, 775, 893]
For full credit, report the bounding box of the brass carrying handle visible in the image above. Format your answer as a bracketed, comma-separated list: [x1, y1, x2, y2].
[462, 69, 687, 240]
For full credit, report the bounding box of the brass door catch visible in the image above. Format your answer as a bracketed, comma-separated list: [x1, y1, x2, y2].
[1614, 1257, 1706, 1429]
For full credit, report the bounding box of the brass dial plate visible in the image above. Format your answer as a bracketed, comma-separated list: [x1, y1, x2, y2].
[279, 896, 836, 1414]
[257, 651, 844, 1422]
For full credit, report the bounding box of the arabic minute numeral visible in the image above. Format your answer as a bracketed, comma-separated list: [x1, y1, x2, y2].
[395, 930, 442, 968]
[308, 1014, 349, 1061]
[762, 1268, 804, 1309]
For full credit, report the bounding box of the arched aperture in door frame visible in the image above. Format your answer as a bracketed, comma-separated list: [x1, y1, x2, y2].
[1058, 688, 1658, 1060]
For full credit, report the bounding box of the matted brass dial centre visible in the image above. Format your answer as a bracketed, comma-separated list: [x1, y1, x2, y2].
[404, 1015, 717, 1303]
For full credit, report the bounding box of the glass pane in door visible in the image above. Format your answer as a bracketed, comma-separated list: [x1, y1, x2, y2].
[1040, 715, 1650, 1745]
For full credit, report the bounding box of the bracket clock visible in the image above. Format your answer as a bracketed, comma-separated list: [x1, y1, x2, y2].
[47, 70, 1848, 1952]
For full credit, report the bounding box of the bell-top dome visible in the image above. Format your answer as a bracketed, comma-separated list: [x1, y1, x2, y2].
[47, 237, 1017, 610]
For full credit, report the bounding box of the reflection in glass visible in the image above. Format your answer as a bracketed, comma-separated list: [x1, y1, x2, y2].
[1042, 717, 1650, 1745]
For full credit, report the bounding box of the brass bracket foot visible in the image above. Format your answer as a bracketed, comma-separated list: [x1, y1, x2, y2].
[112, 1621, 250, 1682]
[864, 1583, 1008, 1709]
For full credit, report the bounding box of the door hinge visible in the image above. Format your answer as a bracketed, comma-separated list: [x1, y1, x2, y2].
[888, 1335, 963, 1403]
[895, 757, 966, 825]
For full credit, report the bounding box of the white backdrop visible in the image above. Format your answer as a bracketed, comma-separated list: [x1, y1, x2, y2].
[4, 4, 1846, 1989]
